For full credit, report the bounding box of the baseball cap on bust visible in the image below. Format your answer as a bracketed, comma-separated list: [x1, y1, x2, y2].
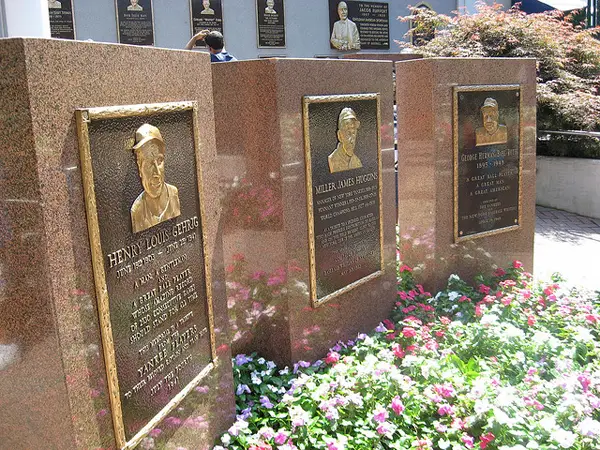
[481, 98, 499, 111]
[133, 123, 165, 152]
[338, 107, 360, 129]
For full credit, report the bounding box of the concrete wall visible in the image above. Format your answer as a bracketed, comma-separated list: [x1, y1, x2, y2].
[537, 156, 600, 220]
[68, 0, 456, 59]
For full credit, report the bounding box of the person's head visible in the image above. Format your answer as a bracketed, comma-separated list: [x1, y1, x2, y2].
[130, 0, 138, 6]
[203, 0, 211, 9]
[337, 1, 348, 20]
[205, 31, 224, 52]
[133, 124, 166, 199]
[337, 108, 360, 155]
[481, 98, 499, 135]
[266, 0, 275, 9]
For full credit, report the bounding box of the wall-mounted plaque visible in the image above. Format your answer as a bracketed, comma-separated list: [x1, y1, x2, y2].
[454, 85, 522, 242]
[115, 0, 155, 46]
[190, 0, 224, 48]
[256, 0, 285, 48]
[328, 0, 389, 51]
[48, 0, 75, 40]
[303, 94, 384, 307]
[76, 102, 216, 449]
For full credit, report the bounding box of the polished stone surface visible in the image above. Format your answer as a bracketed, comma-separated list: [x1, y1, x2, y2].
[396, 58, 537, 292]
[213, 58, 397, 365]
[0, 38, 234, 450]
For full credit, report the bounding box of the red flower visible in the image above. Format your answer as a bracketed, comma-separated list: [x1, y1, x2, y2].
[324, 351, 340, 364]
[392, 343, 406, 358]
[402, 327, 417, 338]
[513, 260, 523, 269]
[480, 432, 495, 449]
[527, 315, 536, 326]
[399, 264, 413, 272]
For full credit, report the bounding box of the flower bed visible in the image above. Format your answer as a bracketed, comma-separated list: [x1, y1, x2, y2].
[215, 263, 600, 450]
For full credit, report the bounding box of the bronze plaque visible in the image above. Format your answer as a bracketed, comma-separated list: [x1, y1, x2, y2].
[454, 85, 522, 242]
[256, 0, 286, 48]
[76, 102, 216, 449]
[328, 0, 390, 51]
[48, 0, 75, 40]
[190, 0, 224, 48]
[116, 0, 155, 46]
[303, 94, 384, 307]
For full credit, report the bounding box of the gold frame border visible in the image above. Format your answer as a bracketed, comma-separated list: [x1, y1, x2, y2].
[453, 84, 524, 243]
[115, 0, 156, 46]
[255, 0, 287, 49]
[302, 93, 385, 308]
[75, 101, 217, 450]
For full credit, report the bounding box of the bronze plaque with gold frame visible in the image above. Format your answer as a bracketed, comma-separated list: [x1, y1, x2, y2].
[303, 93, 384, 308]
[189, 0, 224, 48]
[48, 0, 76, 40]
[115, 0, 155, 46]
[453, 85, 523, 242]
[256, 0, 286, 48]
[76, 102, 216, 450]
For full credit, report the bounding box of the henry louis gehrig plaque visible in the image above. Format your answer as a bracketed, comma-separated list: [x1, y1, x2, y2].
[190, 0, 224, 48]
[454, 85, 523, 242]
[303, 94, 384, 307]
[76, 102, 216, 449]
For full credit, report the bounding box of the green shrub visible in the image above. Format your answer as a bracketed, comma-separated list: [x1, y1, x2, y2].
[399, 4, 600, 155]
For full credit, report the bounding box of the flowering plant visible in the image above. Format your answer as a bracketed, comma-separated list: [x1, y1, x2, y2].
[216, 262, 600, 450]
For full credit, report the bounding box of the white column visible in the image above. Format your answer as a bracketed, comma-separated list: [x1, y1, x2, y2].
[1, 0, 50, 38]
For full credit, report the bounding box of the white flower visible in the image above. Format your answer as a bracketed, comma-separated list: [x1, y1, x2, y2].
[448, 291, 460, 301]
[438, 439, 451, 449]
[251, 372, 262, 385]
[221, 433, 231, 445]
[480, 314, 499, 325]
[551, 428, 577, 448]
[578, 417, 600, 437]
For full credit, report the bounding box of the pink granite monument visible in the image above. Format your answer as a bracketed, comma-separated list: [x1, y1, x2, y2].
[396, 57, 537, 292]
[213, 58, 397, 365]
[0, 38, 234, 450]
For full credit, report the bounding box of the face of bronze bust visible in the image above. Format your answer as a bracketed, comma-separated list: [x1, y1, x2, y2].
[338, 2, 348, 20]
[203, 0, 210, 8]
[130, 0, 138, 6]
[266, 0, 275, 9]
[482, 108, 499, 135]
[137, 143, 165, 199]
[339, 119, 359, 154]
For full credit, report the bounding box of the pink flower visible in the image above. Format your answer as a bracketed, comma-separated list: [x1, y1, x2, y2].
[372, 407, 389, 423]
[392, 344, 405, 359]
[527, 315, 536, 326]
[402, 327, 417, 338]
[149, 428, 162, 438]
[513, 260, 523, 269]
[494, 267, 506, 277]
[274, 431, 289, 445]
[478, 284, 491, 295]
[462, 435, 475, 448]
[480, 432, 495, 449]
[376, 421, 394, 437]
[437, 404, 454, 416]
[325, 351, 340, 365]
[391, 396, 405, 415]
[399, 264, 413, 272]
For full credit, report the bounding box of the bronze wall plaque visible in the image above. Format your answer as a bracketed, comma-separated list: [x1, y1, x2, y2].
[328, 0, 390, 51]
[76, 102, 216, 449]
[189, 0, 224, 48]
[115, 0, 155, 46]
[48, 0, 76, 40]
[303, 94, 384, 308]
[256, 0, 286, 48]
[454, 85, 523, 242]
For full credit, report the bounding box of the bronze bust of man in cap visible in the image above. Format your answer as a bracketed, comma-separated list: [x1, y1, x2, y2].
[131, 124, 181, 233]
[475, 97, 508, 147]
[328, 107, 363, 174]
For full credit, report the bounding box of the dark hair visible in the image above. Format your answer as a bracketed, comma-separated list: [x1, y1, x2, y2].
[205, 31, 224, 51]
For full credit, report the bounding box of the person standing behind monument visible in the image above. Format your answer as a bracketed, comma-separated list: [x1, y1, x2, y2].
[331, 1, 360, 51]
[185, 30, 237, 62]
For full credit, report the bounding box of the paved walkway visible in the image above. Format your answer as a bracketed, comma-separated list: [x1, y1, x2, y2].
[535, 206, 600, 293]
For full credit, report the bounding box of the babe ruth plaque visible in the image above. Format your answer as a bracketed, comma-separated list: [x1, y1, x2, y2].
[76, 102, 216, 449]
[303, 94, 384, 307]
[454, 85, 523, 242]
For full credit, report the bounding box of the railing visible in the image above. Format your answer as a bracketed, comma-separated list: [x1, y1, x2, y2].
[540, 130, 600, 138]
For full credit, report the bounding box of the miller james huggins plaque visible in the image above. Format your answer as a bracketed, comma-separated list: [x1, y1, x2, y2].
[454, 85, 522, 242]
[190, 0, 224, 48]
[116, 0, 155, 46]
[76, 102, 216, 449]
[303, 94, 384, 307]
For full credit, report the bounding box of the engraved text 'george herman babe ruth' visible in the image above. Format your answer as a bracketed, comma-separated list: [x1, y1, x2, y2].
[131, 124, 181, 233]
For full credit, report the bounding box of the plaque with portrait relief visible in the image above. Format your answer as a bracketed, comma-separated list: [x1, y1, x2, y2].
[189, 0, 224, 48]
[48, 0, 76, 40]
[115, 0, 155, 45]
[454, 85, 523, 242]
[303, 94, 384, 307]
[76, 102, 216, 449]
[256, 0, 286, 48]
[328, 0, 389, 51]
